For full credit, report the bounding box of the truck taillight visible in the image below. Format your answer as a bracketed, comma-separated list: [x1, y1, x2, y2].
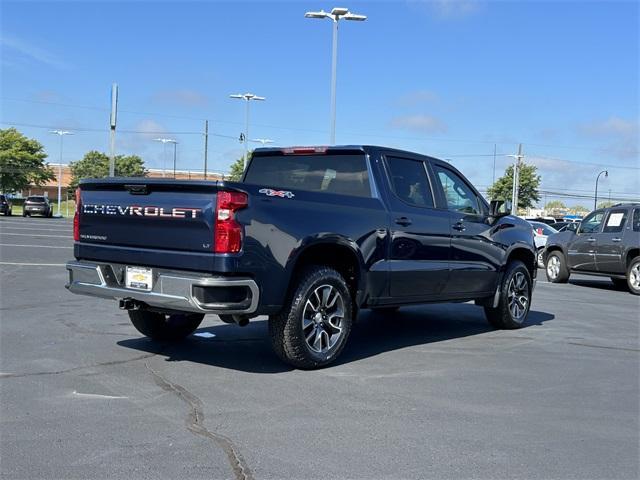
[73, 188, 81, 241]
[214, 190, 248, 253]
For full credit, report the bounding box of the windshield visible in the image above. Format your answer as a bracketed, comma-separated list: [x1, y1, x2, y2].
[244, 154, 371, 198]
[529, 222, 558, 236]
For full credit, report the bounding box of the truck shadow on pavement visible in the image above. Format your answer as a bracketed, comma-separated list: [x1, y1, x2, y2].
[118, 303, 554, 373]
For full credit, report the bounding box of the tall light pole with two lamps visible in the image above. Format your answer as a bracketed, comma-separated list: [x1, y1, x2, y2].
[305, 7, 366, 145]
[153, 138, 178, 178]
[50, 130, 73, 217]
[229, 93, 266, 167]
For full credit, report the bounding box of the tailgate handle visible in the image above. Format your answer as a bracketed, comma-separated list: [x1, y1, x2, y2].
[125, 184, 149, 195]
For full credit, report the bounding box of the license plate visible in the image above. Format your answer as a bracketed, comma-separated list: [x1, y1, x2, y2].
[125, 266, 153, 291]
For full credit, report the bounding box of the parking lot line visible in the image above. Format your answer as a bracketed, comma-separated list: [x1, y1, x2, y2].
[0, 244, 73, 249]
[0, 232, 70, 238]
[0, 226, 71, 232]
[0, 262, 66, 266]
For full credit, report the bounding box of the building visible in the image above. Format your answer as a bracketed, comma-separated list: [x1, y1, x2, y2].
[19, 164, 225, 199]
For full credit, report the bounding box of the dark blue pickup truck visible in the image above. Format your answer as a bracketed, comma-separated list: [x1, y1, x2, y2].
[66, 145, 537, 368]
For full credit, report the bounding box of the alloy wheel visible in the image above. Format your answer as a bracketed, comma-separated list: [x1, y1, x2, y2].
[547, 255, 560, 280]
[302, 284, 345, 354]
[507, 272, 529, 322]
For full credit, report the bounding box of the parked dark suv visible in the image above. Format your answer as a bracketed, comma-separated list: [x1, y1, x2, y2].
[544, 203, 640, 294]
[23, 196, 53, 217]
[0, 194, 12, 216]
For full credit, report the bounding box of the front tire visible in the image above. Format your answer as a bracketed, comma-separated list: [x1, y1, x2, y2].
[627, 257, 640, 295]
[611, 277, 628, 291]
[484, 260, 532, 329]
[546, 251, 570, 283]
[269, 266, 353, 369]
[128, 310, 204, 341]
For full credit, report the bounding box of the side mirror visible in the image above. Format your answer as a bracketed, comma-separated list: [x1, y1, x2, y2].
[489, 199, 512, 218]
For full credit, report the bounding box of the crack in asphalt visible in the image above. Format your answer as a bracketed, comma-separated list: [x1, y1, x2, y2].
[567, 342, 639, 353]
[145, 362, 253, 480]
[0, 352, 159, 379]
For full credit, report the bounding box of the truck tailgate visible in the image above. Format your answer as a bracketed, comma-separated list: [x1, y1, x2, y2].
[77, 179, 219, 252]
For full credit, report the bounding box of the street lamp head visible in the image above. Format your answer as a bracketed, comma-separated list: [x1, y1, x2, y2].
[605, 170, 608, 177]
[153, 137, 176, 144]
[305, 10, 329, 19]
[331, 7, 349, 16]
[343, 12, 367, 21]
[230, 93, 266, 101]
[50, 130, 73, 136]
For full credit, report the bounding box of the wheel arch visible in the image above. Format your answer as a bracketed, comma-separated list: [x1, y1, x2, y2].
[505, 245, 537, 280]
[626, 248, 640, 268]
[285, 238, 366, 308]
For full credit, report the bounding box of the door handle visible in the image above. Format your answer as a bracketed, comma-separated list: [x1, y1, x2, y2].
[395, 217, 412, 227]
[452, 221, 465, 232]
[612, 238, 622, 242]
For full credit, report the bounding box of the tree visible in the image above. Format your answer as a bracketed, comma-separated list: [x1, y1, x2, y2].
[0, 128, 55, 193]
[69, 151, 146, 190]
[545, 200, 566, 210]
[569, 205, 589, 214]
[227, 154, 249, 181]
[487, 163, 541, 212]
[597, 201, 615, 209]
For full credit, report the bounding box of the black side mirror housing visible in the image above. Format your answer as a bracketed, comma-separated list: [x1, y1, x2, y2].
[489, 199, 512, 218]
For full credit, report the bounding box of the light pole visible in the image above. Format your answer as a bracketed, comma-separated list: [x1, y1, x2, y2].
[251, 138, 274, 146]
[50, 130, 73, 217]
[153, 138, 177, 178]
[230, 93, 266, 164]
[594, 170, 608, 210]
[305, 6, 366, 145]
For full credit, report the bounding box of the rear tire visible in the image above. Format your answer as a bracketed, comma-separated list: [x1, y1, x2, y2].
[627, 257, 640, 295]
[269, 266, 353, 369]
[545, 251, 570, 283]
[610, 277, 628, 291]
[128, 310, 204, 341]
[484, 260, 532, 329]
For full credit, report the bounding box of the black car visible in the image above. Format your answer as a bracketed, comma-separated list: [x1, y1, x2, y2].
[23, 196, 53, 217]
[0, 194, 12, 216]
[544, 203, 640, 295]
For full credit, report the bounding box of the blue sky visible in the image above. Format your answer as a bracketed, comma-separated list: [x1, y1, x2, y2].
[1, 0, 638, 206]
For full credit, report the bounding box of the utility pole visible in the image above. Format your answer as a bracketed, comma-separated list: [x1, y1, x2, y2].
[492, 143, 497, 184]
[109, 83, 118, 177]
[508, 144, 524, 215]
[50, 130, 73, 217]
[204, 120, 209, 180]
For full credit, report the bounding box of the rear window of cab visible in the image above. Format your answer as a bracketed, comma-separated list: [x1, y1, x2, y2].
[244, 154, 371, 198]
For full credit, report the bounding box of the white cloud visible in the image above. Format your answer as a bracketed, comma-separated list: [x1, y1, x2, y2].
[1, 35, 68, 69]
[390, 114, 448, 134]
[578, 117, 639, 161]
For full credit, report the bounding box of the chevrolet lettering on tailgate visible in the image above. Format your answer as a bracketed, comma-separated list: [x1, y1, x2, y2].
[82, 204, 202, 218]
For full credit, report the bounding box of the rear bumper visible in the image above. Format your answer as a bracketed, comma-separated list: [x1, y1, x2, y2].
[65, 260, 259, 315]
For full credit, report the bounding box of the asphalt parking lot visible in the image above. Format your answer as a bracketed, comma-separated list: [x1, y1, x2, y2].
[1, 216, 638, 480]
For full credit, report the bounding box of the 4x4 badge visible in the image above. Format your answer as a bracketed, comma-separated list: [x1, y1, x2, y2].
[259, 188, 295, 199]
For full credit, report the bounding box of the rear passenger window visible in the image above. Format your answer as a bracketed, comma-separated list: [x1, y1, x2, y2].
[385, 157, 434, 208]
[603, 209, 628, 233]
[633, 209, 640, 232]
[244, 154, 371, 197]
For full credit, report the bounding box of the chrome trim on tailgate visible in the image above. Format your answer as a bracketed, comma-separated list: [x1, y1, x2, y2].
[65, 261, 259, 314]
